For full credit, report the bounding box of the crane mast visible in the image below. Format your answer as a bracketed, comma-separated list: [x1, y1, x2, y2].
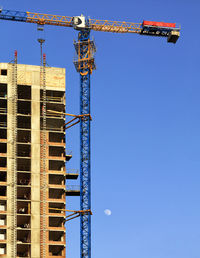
[79, 31, 92, 258]
[73, 28, 96, 258]
[0, 8, 180, 258]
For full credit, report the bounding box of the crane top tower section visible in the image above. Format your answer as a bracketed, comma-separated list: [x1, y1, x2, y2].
[0, 9, 180, 43]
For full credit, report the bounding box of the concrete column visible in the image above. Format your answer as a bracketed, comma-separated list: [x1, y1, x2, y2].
[31, 71, 41, 258]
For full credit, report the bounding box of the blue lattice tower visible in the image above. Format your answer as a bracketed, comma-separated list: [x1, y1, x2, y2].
[74, 29, 96, 258]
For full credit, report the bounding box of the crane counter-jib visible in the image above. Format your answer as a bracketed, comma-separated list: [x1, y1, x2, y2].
[0, 9, 74, 26]
[0, 9, 27, 22]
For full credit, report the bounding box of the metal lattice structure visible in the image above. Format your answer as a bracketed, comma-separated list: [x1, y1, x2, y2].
[40, 53, 47, 257]
[74, 30, 94, 257]
[0, 9, 180, 38]
[9, 51, 18, 258]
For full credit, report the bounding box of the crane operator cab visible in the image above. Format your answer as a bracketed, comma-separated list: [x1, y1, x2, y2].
[72, 15, 86, 30]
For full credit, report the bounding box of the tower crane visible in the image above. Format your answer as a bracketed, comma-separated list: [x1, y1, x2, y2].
[0, 8, 180, 258]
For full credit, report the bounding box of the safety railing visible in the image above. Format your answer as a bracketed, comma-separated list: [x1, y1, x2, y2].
[41, 95, 64, 103]
[0, 122, 7, 128]
[0, 108, 7, 114]
[42, 126, 64, 132]
[46, 110, 64, 118]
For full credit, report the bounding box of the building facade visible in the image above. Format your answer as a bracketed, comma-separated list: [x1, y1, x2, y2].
[0, 63, 73, 257]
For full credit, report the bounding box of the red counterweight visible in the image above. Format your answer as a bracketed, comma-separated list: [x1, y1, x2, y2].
[143, 20, 176, 28]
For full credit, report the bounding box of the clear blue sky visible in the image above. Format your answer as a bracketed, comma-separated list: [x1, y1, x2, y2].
[1, 0, 200, 257]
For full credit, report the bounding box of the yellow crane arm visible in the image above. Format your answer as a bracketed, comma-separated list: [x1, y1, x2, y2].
[26, 11, 73, 27]
[26, 11, 142, 33]
[89, 19, 142, 33]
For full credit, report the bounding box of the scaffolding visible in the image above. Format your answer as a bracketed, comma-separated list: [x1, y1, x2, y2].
[9, 51, 18, 258]
[40, 53, 47, 257]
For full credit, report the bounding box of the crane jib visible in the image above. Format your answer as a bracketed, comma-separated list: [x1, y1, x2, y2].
[0, 9, 180, 43]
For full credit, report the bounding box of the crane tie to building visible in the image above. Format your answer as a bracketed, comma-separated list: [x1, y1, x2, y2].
[47, 109, 92, 130]
[48, 208, 92, 222]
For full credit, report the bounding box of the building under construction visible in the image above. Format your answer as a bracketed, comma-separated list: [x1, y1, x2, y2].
[0, 61, 79, 257]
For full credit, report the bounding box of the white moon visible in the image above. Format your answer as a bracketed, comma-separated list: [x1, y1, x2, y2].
[104, 209, 112, 216]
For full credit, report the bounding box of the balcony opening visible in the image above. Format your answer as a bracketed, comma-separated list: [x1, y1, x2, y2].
[17, 244, 31, 257]
[49, 146, 65, 157]
[49, 216, 64, 228]
[0, 172, 6, 182]
[17, 158, 31, 172]
[49, 230, 64, 242]
[49, 188, 64, 199]
[0, 186, 6, 196]
[0, 243, 6, 255]
[17, 130, 31, 143]
[0, 114, 6, 128]
[0, 143, 6, 153]
[0, 201, 6, 212]
[49, 160, 65, 171]
[17, 85, 31, 100]
[41, 117, 64, 132]
[17, 173, 31, 186]
[0, 215, 6, 226]
[49, 132, 65, 143]
[17, 215, 31, 229]
[17, 144, 31, 157]
[41, 89, 65, 103]
[17, 201, 31, 215]
[17, 116, 31, 129]
[1, 70, 7, 76]
[0, 129, 6, 140]
[0, 99, 7, 114]
[17, 230, 31, 243]
[0, 229, 6, 240]
[0, 157, 6, 168]
[46, 102, 65, 117]
[49, 174, 64, 185]
[49, 245, 64, 256]
[18, 100, 31, 115]
[0, 84, 7, 98]
[49, 203, 65, 214]
[17, 187, 31, 200]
